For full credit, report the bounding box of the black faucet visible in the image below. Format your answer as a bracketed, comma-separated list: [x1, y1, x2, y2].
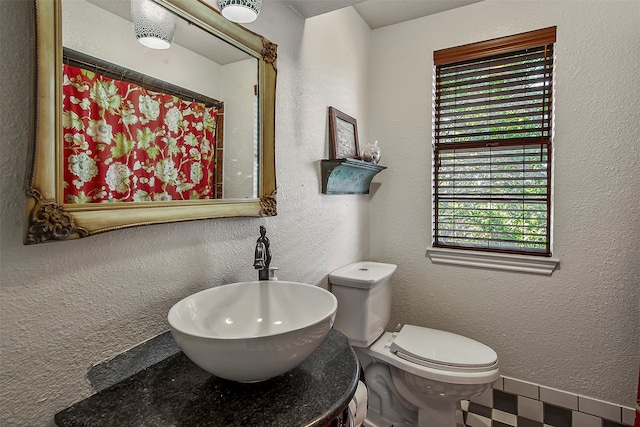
[254, 226, 272, 281]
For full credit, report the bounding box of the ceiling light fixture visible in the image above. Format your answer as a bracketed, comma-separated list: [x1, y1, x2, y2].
[218, 0, 262, 24]
[131, 0, 177, 50]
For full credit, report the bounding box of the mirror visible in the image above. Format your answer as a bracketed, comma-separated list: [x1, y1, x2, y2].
[26, 0, 277, 244]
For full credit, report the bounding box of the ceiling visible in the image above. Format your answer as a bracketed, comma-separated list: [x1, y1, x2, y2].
[284, 0, 484, 29]
[88, 0, 484, 36]
[82, 0, 483, 64]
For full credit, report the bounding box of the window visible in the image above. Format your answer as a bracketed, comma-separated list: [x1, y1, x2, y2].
[432, 27, 556, 257]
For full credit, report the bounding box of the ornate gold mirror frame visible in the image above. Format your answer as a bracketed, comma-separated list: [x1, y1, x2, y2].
[26, 0, 277, 245]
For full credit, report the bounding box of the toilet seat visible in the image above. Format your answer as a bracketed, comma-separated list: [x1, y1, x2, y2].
[390, 325, 498, 373]
[361, 330, 500, 385]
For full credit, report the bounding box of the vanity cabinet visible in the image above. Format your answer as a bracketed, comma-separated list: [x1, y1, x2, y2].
[55, 329, 359, 427]
[332, 407, 355, 427]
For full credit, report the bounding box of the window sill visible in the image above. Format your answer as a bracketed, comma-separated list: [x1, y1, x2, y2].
[426, 247, 559, 275]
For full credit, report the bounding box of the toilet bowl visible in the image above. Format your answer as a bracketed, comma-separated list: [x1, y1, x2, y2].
[361, 327, 499, 427]
[329, 262, 499, 427]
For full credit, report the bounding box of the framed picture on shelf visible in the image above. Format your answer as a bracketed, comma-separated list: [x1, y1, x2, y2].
[328, 106, 360, 159]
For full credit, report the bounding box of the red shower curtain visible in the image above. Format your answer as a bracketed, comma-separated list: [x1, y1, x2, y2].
[62, 64, 218, 203]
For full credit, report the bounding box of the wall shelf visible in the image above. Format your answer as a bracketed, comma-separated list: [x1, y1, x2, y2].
[321, 159, 386, 195]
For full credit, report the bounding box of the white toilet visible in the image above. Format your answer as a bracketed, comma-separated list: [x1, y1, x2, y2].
[329, 262, 499, 427]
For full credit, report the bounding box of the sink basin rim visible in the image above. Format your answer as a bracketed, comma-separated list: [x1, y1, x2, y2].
[168, 280, 338, 340]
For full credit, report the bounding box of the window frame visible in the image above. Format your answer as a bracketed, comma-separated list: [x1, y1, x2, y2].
[428, 27, 560, 272]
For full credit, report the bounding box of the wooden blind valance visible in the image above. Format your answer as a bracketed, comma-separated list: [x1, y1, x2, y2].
[434, 27, 556, 66]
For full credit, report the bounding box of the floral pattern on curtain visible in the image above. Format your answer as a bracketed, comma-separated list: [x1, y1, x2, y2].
[62, 64, 218, 203]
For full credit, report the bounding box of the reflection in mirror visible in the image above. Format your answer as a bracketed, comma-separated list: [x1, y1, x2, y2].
[62, 0, 258, 201]
[25, 0, 277, 244]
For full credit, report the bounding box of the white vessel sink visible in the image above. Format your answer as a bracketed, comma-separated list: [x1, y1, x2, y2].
[168, 281, 338, 382]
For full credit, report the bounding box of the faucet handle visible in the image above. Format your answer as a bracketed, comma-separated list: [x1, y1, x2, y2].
[254, 242, 265, 269]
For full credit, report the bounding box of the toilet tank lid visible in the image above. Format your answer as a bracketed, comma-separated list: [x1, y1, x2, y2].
[329, 262, 397, 289]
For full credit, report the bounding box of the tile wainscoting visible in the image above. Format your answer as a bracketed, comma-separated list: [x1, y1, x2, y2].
[461, 376, 635, 427]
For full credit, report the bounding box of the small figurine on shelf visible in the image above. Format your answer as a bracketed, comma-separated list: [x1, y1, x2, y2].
[361, 140, 381, 164]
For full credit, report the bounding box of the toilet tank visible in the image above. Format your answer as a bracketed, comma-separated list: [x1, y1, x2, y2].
[328, 262, 397, 348]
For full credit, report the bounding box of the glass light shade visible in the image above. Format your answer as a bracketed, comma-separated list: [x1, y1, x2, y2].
[218, 0, 262, 24]
[131, 0, 177, 50]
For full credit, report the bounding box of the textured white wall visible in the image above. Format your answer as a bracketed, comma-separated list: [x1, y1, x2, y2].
[0, 2, 371, 425]
[368, 0, 640, 408]
[3, 0, 637, 424]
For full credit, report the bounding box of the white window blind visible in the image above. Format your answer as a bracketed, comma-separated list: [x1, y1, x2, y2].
[433, 27, 556, 256]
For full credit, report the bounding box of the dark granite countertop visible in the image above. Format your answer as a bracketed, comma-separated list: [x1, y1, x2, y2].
[55, 329, 359, 427]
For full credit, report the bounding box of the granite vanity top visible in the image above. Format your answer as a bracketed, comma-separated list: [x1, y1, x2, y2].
[55, 329, 359, 427]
